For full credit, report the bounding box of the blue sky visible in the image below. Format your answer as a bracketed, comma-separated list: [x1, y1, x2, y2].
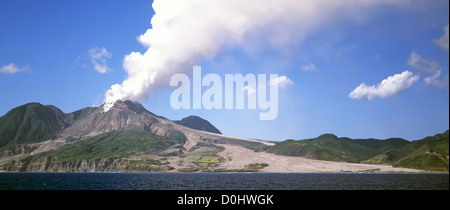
[0, 0, 449, 141]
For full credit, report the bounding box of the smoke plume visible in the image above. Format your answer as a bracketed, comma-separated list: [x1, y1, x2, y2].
[103, 0, 409, 111]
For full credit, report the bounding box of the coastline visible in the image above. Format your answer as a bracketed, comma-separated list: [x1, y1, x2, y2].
[0, 144, 428, 174]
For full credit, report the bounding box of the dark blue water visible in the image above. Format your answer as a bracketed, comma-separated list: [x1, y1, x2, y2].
[0, 173, 448, 190]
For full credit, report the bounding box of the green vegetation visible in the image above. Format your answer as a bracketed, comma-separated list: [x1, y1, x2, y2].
[391, 131, 449, 171]
[194, 156, 222, 167]
[362, 131, 449, 171]
[270, 131, 449, 172]
[269, 134, 409, 163]
[246, 163, 269, 170]
[0, 103, 67, 151]
[166, 130, 187, 145]
[25, 130, 184, 163]
[181, 143, 225, 168]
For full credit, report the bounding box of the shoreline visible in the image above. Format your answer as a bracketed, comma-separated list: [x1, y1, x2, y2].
[0, 144, 445, 174]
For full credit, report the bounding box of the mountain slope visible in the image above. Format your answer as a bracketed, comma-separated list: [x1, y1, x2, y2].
[7, 130, 182, 172]
[0, 103, 68, 150]
[57, 100, 268, 152]
[0, 100, 446, 172]
[24, 130, 184, 163]
[175, 116, 222, 134]
[366, 130, 449, 171]
[269, 131, 449, 171]
[0, 101, 272, 172]
[0, 100, 272, 172]
[268, 134, 409, 163]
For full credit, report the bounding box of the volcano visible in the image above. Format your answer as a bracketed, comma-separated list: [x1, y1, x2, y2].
[0, 101, 443, 173]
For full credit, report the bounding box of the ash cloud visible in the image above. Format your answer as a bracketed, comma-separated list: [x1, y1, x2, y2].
[103, 0, 410, 111]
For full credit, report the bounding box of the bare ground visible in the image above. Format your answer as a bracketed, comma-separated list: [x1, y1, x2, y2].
[214, 144, 423, 173]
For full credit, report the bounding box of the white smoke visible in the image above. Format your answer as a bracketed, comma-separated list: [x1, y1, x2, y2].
[103, 0, 410, 111]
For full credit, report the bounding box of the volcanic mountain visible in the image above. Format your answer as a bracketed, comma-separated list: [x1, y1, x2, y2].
[0, 100, 447, 172]
[57, 100, 264, 150]
[0, 100, 266, 151]
[0, 100, 274, 172]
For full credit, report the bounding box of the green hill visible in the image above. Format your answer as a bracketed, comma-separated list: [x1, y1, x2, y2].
[269, 131, 449, 171]
[268, 134, 409, 163]
[0, 103, 68, 150]
[370, 130, 449, 171]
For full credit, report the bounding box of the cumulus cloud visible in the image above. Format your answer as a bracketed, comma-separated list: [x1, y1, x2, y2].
[103, 0, 411, 111]
[0, 63, 29, 74]
[88, 47, 112, 74]
[349, 71, 419, 100]
[270, 75, 294, 89]
[300, 63, 318, 71]
[433, 25, 449, 52]
[408, 51, 449, 91]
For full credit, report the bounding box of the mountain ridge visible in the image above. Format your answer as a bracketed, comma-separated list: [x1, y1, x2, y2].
[0, 102, 69, 148]
[269, 130, 449, 171]
[0, 100, 255, 152]
[174, 116, 222, 134]
[0, 101, 447, 172]
[0, 101, 274, 172]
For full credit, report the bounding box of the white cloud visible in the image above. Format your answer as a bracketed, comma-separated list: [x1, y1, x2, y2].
[103, 0, 411, 110]
[73, 56, 88, 68]
[88, 47, 112, 74]
[349, 70, 419, 100]
[433, 25, 449, 52]
[407, 51, 449, 91]
[300, 63, 318, 71]
[270, 75, 294, 89]
[407, 51, 441, 75]
[424, 71, 449, 92]
[0, 63, 29, 74]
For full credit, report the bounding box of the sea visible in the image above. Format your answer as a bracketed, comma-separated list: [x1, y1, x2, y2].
[0, 172, 448, 190]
